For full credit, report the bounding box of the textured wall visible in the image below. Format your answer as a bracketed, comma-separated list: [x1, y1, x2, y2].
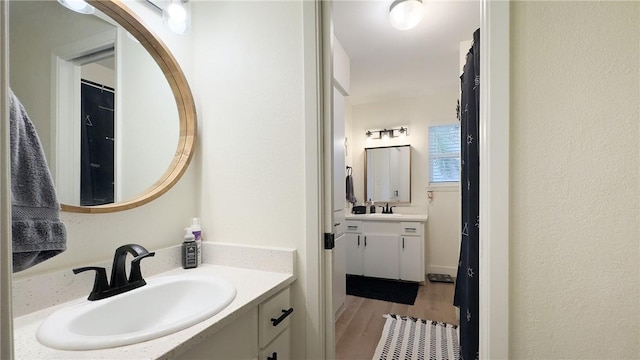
[510, 1, 640, 357]
[191, 2, 307, 358]
[193, 1, 304, 249]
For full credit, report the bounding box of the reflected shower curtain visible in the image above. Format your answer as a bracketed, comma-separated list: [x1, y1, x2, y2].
[80, 80, 115, 206]
[454, 28, 480, 360]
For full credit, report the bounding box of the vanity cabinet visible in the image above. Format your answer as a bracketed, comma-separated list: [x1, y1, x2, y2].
[399, 235, 423, 282]
[345, 220, 363, 275]
[259, 287, 292, 360]
[345, 232, 363, 276]
[345, 219, 425, 282]
[179, 287, 292, 360]
[363, 234, 400, 279]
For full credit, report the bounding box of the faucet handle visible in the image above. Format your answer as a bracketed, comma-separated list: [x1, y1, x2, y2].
[129, 252, 156, 283]
[73, 266, 110, 301]
[390, 206, 396, 214]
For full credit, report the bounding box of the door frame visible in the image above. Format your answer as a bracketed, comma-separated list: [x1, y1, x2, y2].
[316, 0, 511, 358]
[0, 1, 14, 358]
[478, 1, 510, 358]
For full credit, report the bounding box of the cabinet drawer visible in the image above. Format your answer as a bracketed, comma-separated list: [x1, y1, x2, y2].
[259, 287, 292, 348]
[259, 328, 290, 360]
[400, 222, 421, 236]
[345, 221, 362, 233]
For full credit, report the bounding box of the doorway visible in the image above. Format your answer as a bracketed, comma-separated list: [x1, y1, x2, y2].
[320, 1, 510, 358]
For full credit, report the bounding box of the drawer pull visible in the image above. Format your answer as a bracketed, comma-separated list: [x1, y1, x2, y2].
[404, 228, 417, 232]
[364, 236, 367, 247]
[271, 308, 294, 326]
[347, 225, 358, 229]
[267, 352, 278, 360]
[334, 222, 341, 227]
[402, 238, 405, 249]
[357, 235, 360, 246]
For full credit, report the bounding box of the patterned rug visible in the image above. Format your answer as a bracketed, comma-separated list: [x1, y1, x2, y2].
[372, 314, 459, 360]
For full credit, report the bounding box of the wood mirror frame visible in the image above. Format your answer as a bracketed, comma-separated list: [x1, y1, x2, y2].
[60, 0, 196, 214]
[364, 145, 412, 204]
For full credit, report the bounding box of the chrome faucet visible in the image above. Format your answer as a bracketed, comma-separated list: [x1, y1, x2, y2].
[379, 203, 396, 214]
[73, 244, 155, 301]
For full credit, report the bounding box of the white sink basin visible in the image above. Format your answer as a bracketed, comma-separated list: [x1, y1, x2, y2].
[36, 273, 236, 350]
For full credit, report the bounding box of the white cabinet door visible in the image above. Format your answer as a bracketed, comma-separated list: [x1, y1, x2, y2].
[180, 308, 258, 360]
[333, 234, 346, 318]
[345, 233, 363, 275]
[400, 236, 424, 282]
[363, 234, 399, 279]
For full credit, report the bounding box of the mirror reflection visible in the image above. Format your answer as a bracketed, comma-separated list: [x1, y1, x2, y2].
[365, 145, 411, 203]
[9, 1, 179, 207]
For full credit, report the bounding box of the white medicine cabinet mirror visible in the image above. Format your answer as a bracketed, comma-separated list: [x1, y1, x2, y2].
[364, 145, 411, 203]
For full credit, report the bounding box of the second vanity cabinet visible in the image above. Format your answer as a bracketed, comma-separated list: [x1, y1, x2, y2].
[346, 218, 425, 282]
[179, 287, 292, 360]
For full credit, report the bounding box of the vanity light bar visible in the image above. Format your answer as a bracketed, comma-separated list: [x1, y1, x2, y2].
[365, 127, 408, 139]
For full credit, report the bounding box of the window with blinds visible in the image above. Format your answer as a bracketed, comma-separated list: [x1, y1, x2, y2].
[429, 124, 460, 183]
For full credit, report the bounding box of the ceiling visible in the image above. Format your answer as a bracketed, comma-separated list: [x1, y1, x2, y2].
[333, 0, 480, 105]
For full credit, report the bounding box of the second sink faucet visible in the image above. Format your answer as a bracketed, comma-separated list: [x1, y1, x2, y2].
[379, 203, 396, 214]
[73, 244, 155, 301]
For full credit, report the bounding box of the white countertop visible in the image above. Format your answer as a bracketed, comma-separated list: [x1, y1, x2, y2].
[345, 213, 428, 222]
[13, 264, 295, 360]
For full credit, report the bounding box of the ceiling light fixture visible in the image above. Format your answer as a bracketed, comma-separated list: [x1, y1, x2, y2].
[365, 127, 409, 140]
[389, 0, 424, 31]
[57, 0, 95, 14]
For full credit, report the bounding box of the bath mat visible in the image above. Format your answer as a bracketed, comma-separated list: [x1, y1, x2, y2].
[427, 273, 455, 283]
[373, 314, 459, 360]
[346, 275, 419, 305]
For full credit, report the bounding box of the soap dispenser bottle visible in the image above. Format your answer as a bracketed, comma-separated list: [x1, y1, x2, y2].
[182, 227, 198, 269]
[191, 218, 202, 265]
[369, 199, 376, 214]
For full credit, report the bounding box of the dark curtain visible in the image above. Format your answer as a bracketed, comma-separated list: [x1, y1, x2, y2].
[80, 80, 115, 206]
[454, 28, 480, 360]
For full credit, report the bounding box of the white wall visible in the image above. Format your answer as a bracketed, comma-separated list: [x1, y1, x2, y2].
[190, 1, 308, 358]
[510, 1, 639, 357]
[350, 93, 461, 275]
[12, 1, 199, 279]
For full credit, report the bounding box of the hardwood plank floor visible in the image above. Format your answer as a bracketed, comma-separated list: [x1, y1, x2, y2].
[335, 281, 458, 360]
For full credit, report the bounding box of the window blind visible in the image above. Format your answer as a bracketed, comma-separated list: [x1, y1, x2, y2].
[429, 124, 460, 183]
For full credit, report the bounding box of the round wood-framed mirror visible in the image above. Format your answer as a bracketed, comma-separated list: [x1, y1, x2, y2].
[45, 0, 196, 213]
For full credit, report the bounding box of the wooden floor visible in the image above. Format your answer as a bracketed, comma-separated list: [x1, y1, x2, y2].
[334, 281, 458, 360]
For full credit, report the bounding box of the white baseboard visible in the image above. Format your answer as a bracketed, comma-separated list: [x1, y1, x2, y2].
[426, 265, 458, 278]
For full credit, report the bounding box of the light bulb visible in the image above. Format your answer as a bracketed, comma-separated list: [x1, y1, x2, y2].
[57, 0, 95, 14]
[168, 18, 188, 34]
[389, 0, 424, 31]
[167, 2, 187, 23]
[164, 1, 189, 34]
